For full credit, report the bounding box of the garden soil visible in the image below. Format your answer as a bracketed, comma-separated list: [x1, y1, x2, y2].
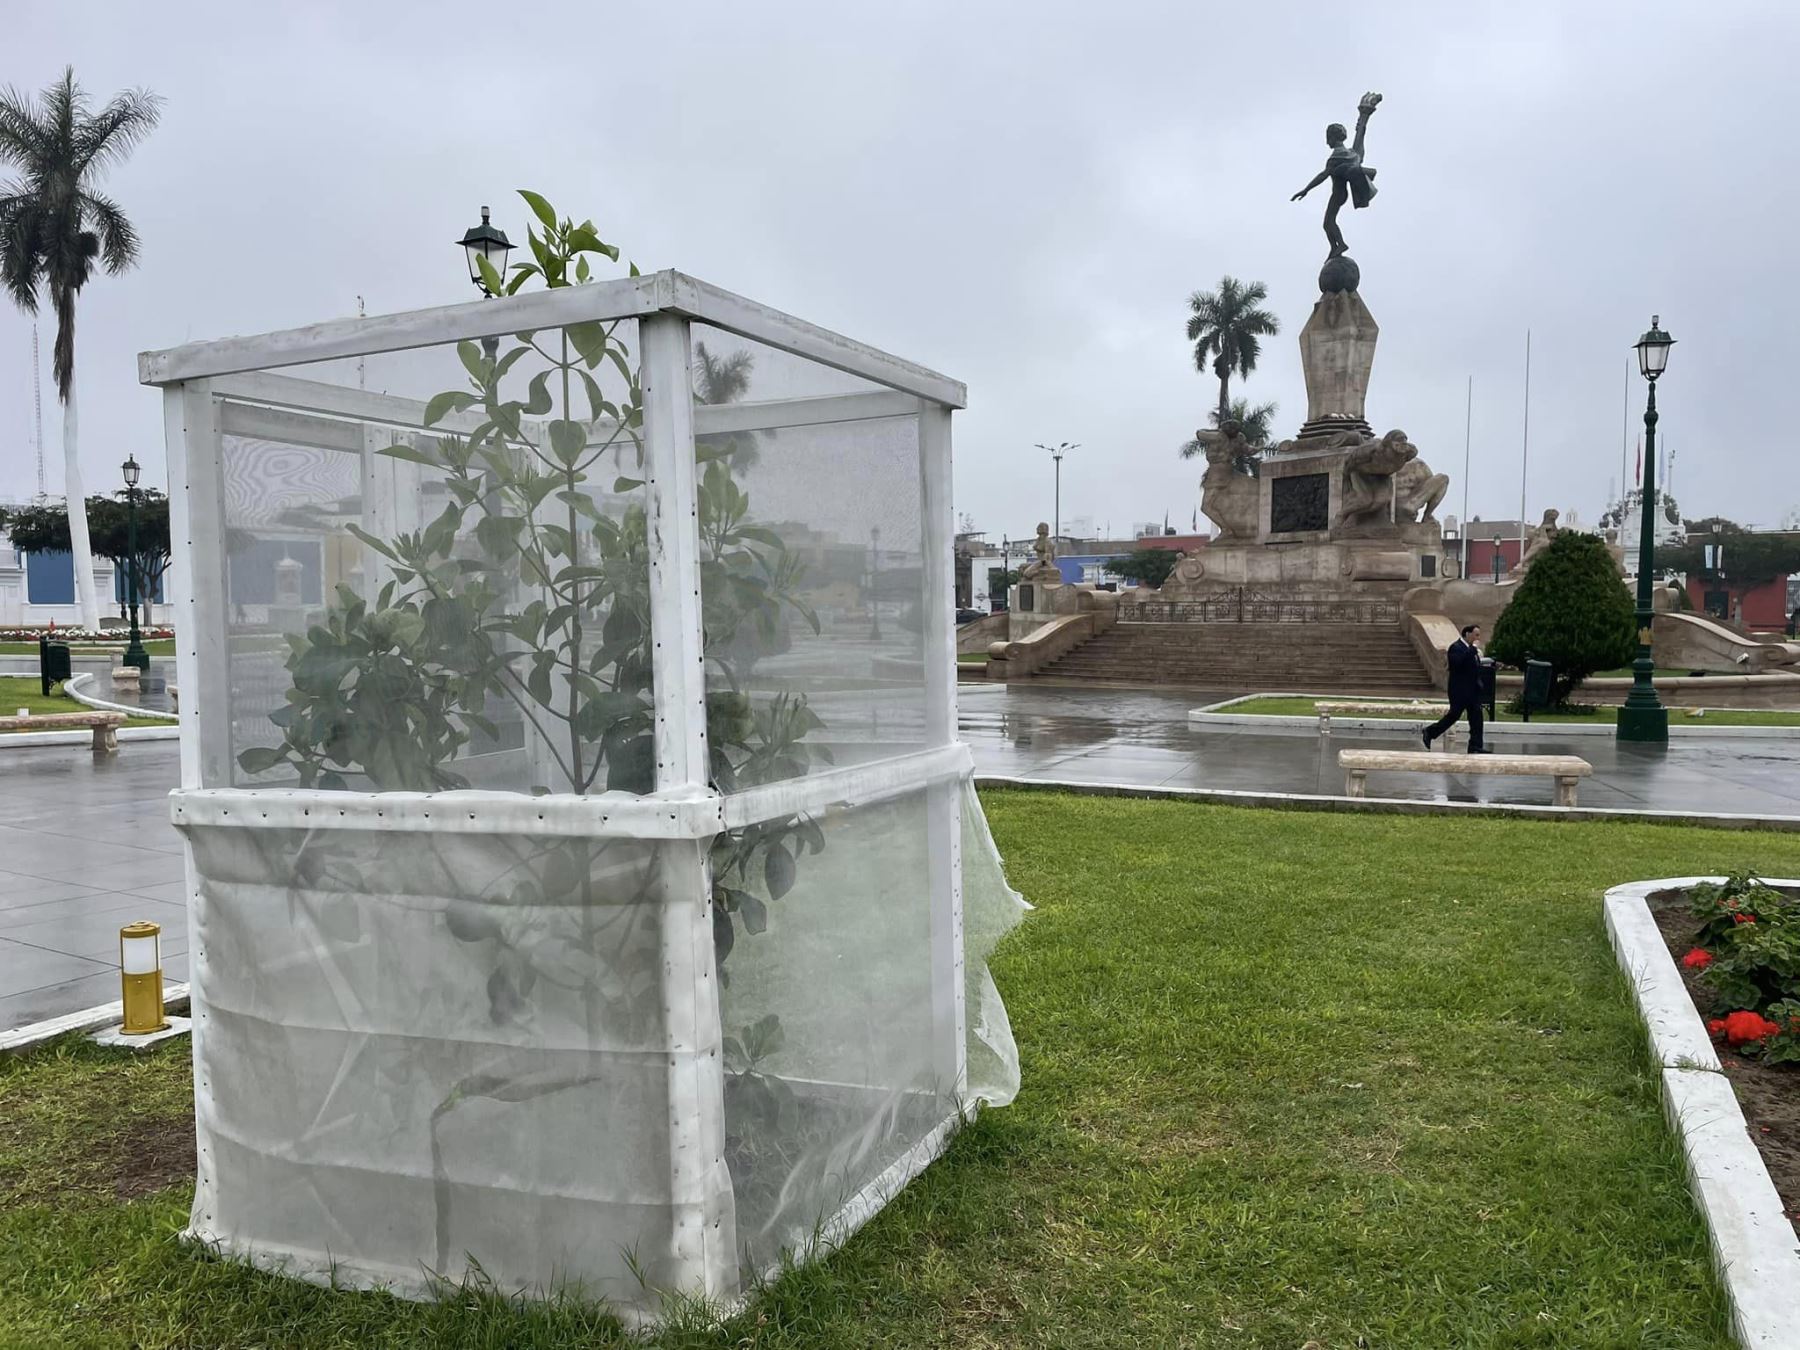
[1650, 890, 1800, 1238]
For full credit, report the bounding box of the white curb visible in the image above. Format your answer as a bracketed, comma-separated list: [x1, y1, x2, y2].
[1604, 876, 1800, 1349]
[0, 984, 191, 1054]
[65, 671, 180, 722]
[1187, 693, 1800, 739]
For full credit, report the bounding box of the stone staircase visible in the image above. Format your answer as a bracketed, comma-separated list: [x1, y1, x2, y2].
[1033, 620, 1437, 695]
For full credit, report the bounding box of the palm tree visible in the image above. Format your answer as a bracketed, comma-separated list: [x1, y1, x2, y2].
[0, 68, 162, 630]
[1185, 276, 1279, 424]
[1180, 398, 1278, 474]
[694, 339, 759, 469]
[694, 340, 753, 405]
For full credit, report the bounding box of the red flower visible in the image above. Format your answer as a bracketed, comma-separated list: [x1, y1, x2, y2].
[1708, 1018, 1728, 1037]
[1733, 913, 1756, 925]
[1681, 948, 1714, 970]
[1722, 1011, 1781, 1046]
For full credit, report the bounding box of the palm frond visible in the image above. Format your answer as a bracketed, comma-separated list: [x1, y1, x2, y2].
[72, 86, 163, 176]
[78, 190, 139, 272]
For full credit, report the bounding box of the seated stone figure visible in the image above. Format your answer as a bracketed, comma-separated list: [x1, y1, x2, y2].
[1392, 438, 1449, 522]
[1192, 420, 1260, 541]
[1516, 508, 1561, 572]
[1018, 521, 1060, 581]
[1337, 429, 1446, 529]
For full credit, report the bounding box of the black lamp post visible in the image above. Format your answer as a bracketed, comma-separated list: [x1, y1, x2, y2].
[1034, 442, 1078, 542]
[120, 455, 149, 671]
[1490, 536, 1503, 584]
[458, 206, 513, 359]
[1618, 315, 1674, 743]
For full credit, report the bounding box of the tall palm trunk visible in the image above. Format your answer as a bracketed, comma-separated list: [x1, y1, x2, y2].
[53, 288, 100, 630]
[61, 369, 100, 631]
[1214, 356, 1231, 424]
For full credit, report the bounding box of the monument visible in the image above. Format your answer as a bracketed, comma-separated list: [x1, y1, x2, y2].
[1171, 91, 1451, 594]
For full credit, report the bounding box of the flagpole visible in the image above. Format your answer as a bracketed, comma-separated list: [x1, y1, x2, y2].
[1518, 330, 1531, 562]
[1459, 375, 1472, 577]
[1620, 355, 1631, 522]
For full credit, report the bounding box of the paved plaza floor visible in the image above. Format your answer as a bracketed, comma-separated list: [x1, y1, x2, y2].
[4, 682, 1800, 1032]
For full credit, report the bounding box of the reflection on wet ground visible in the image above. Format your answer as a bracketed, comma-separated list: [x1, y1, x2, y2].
[961, 683, 1800, 817]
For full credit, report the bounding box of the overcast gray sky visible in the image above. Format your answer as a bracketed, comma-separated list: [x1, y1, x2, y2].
[4, 1, 1797, 540]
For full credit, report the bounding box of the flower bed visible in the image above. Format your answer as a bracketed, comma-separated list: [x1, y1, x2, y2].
[0, 626, 175, 643]
[1650, 873, 1800, 1233]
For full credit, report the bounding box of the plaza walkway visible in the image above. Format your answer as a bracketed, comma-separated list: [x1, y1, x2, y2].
[5, 683, 1800, 1032]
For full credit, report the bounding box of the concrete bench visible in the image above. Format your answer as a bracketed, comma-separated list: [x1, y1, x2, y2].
[0, 711, 126, 753]
[1339, 748, 1593, 807]
[1316, 701, 1449, 734]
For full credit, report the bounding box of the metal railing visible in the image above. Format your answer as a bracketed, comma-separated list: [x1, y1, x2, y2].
[1121, 588, 1402, 625]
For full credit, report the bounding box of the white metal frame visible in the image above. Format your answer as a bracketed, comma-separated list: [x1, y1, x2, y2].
[142, 272, 969, 1309]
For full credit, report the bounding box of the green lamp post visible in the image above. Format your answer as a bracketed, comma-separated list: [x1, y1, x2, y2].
[120, 454, 150, 671]
[458, 206, 513, 361]
[1617, 316, 1674, 743]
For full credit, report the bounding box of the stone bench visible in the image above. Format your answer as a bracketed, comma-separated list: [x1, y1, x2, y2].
[1339, 748, 1593, 807]
[1316, 701, 1449, 734]
[0, 711, 127, 753]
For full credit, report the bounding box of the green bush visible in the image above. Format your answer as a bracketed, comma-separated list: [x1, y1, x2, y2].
[1106, 547, 1180, 588]
[1487, 532, 1635, 706]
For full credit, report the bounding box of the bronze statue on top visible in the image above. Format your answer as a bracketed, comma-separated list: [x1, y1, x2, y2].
[1292, 92, 1382, 259]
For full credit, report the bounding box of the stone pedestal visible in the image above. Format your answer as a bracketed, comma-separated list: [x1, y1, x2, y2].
[1297, 289, 1378, 442]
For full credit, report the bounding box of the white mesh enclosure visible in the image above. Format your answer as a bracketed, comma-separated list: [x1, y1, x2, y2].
[147, 271, 1018, 1320]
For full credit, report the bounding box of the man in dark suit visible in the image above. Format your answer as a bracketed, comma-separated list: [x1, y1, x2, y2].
[1423, 624, 1491, 753]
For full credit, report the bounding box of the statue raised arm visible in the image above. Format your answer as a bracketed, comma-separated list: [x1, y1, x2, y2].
[1292, 92, 1382, 257]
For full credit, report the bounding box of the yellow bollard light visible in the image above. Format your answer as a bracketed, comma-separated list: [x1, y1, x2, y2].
[119, 921, 169, 1035]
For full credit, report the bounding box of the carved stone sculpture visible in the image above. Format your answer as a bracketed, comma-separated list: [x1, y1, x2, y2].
[1391, 438, 1449, 522]
[1193, 421, 1260, 541]
[1018, 521, 1059, 581]
[1516, 508, 1561, 572]
[1335, 429, 1413, 530]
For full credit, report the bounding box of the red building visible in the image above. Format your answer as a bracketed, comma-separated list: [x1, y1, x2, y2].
[1684, 575, 1792, 632]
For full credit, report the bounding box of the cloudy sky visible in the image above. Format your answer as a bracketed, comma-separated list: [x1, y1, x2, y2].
[4, 1, 1796, 541]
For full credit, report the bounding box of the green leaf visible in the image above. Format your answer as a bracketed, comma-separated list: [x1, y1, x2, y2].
[345, 524, 400, 562]
[764, 842, 795, 901]
[575, 255, 590, 284]
[518, 189, 558, 231]
[476, 253, 505, 297]
[613, 477, 644, 493]
[737, 892, 767, 935]
[237, 745, 288, 775]
[548, 420, 588, 466]
[523, 370, 554, 416]
[422, 391, 478, 427]
[458, 341, 486, 383]
[379, 440, 447, 468]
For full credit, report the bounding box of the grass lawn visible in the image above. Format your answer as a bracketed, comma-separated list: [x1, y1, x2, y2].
[957, 652, 988, 665]
[1221, 694, 1800, 727]
[0, 678, 170, 730]
[0, 639, 176, 657]
[10, 793, 1800, 1346]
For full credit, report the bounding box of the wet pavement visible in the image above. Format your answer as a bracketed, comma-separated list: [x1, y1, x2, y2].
[961, 683, 1800, 817]
[4, 682, 1800, 1032]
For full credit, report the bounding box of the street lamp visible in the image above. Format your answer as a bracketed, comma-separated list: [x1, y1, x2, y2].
[1034, 442, 1079, 542]
[458, 206, 513, 295]
[1618, 315, 1675, 743]
[458, 206, 513, 361]
[1490, 538, 1503, 584]
[120, 455, 149, 671]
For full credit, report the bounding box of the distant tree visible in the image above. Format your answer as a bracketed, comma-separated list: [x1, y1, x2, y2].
[2, 489, 170, 626]
[0, 67, 163, 630]
[1179, 397, 1278, 472]
[1106, 547, 1181, 589]
[1185, 277, 1279, 423]
[1658, 518, 1800, 589]
[1488, 532, 1636, 707]
[693, 338, 760, 470]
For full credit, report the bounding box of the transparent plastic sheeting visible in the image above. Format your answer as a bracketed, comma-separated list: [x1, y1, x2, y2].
[213, 320, 654, 799]
[175, 778, 1022, 1316]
